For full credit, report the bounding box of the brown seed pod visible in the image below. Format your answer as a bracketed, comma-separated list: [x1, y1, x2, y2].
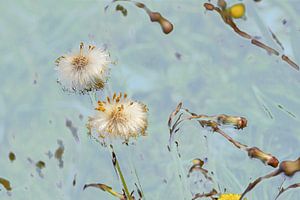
[247, 147, 279, 168]
[279, 157, 300, 177]
[217, 115, 247, 129]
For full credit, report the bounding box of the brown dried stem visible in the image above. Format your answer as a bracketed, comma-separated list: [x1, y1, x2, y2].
[240, 157, 300, 200]
[168, 102, 248, 150]
[168, 102, 279, 168]
[83, 183, 125, 199]
[203, 1, 299, 70]
[275, 183, 300, 200]
[107, 0, 173, 34]
[239, 169, 281, 200]
[192, 189, 218, 200]
[187, 158, 213, 182]
[199, 120, 279, 168]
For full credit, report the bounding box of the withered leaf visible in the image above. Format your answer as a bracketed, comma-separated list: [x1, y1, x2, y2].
[116, 4, 128, 16]
[83, 183, 124, 199]
[0, 177, 12, 191]
[109, 0, 173, 34]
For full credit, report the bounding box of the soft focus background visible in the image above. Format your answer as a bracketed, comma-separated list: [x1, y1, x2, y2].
[0, 0, 300, 199]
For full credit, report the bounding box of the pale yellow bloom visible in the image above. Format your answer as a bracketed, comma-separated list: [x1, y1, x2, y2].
[55, 42, 111, 93]
[87, 93, 148, 142]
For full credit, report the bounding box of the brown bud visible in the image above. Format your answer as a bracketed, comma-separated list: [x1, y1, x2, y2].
[279, 157, 300, 177]
[238, 117, 248, 129]
[247, 147, 279, 168]
[149, 12, 173, 34]
[217, 115, 247, 129]
[204, 3, 215, 11]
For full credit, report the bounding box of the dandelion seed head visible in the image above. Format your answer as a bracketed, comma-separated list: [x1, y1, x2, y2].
[87, 93, 148, 142]
[55, 42, 112, 94]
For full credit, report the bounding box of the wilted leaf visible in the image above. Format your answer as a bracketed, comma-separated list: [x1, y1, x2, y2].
[0, 177, 12, 191]
[116, 4, 127, 16]
[83, 183, 124, 199]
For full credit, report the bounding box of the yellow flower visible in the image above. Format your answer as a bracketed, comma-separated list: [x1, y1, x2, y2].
[228, 3, 246, 19]
[218, 193, 247, 200]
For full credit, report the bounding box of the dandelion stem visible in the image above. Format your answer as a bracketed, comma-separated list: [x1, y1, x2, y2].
[110, 145, 132, 200]
[115, 156, 132, 200]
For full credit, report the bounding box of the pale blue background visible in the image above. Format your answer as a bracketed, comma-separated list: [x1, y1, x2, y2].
[0, 0, 300, 199]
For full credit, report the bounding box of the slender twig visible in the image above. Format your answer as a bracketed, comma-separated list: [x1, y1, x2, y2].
[192, 189, 218, 200]
[169, 103, 279, 168]
[200, 120, 279, 168]
[203, 1, 299, 70]
[106, 0, 173, 34]
[239, 169, 281, 200]
[275, 183, 300, 200]
[240, 157, 300, 200]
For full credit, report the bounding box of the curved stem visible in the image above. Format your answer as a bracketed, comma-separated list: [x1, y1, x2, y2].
[110, 145, 133, 200]
[115, 158, 132, 200]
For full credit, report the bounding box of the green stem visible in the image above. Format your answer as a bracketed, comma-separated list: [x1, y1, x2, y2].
[114, 157, 132, 200]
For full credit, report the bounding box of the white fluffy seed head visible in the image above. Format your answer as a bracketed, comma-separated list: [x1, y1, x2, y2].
[55, 42, 112, 94]
[87, 93, 148, 142]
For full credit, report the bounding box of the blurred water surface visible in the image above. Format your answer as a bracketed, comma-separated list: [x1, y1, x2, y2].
[0, 0, 300, 199]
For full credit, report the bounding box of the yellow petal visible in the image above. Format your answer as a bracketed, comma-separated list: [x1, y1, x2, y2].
[218, 193, 247, 200]
[229, 3, 246, 19]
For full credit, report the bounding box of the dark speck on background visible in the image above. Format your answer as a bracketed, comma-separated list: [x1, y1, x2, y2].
[57, 181, 62, 189]
[28, 158, 46, 178]
[55, 140, 65, 168]
[46, 150, 53, 159]
[175, 52, 182, 60]
[36, 161, 46, 178]
[277, 104, 296, 118]
[33, 73, 38, 85]
[8, 152, 16, 162]
[282, 19, 287, 25]
[72, 174, 77, 186]
[66, 118, 79, 142]
[116, 4, 127, 16]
